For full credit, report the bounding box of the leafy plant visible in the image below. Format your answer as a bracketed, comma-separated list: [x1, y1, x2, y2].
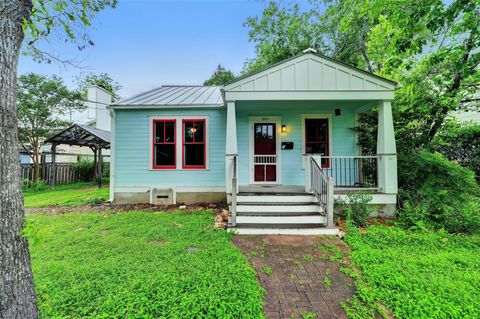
[323, 277, 332, 287]
[261, 267, 273, 276]
[398, 151, 480, 234]
[336, 192, 374, 227]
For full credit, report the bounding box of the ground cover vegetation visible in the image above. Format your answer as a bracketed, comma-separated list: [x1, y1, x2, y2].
[25, 210, 265, 318]
[23, 181, 109, 208]
[342, 225, 480, 319]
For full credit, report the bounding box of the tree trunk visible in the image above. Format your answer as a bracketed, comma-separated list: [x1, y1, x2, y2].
[0, 1, 39, 318]
[32, 140, 39, 182]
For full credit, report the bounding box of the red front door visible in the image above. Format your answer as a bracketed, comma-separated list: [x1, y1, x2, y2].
[254, 123, 277, 182]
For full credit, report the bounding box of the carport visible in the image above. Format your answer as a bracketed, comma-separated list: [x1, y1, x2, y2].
[45, 124, 110, 188]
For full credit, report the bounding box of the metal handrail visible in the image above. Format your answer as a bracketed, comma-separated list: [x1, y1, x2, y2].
[310, 156, 334, 228]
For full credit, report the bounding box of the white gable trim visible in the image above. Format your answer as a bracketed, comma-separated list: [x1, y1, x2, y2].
[224, 53, 397, 93]
[224, 90, 394, 102]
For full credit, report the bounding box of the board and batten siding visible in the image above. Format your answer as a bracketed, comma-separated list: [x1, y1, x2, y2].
[236, 101, 359, 186]
[114, 108, 226, 188]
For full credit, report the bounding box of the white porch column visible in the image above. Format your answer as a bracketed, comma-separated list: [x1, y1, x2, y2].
[225, 101, 238, 193]
[377, 100, 398, 194]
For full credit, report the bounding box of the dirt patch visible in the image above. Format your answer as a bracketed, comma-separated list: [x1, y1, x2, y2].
[25, 202, 228, 216]
[149, 239, 169, 245]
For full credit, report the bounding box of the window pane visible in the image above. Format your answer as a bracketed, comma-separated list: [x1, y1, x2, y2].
[184, 144, 205, 166]
[305, 119, 317, 142]
[165, 122, 175, 142]
[155, 122, 164, 143]
[305, 119, 328, 142]
[155, 144, 175, 166]
[306, 143, 328, 155]
[194, 121, 204, 142]
[316, 120, 328, 142]
[184, 121, 194, 142]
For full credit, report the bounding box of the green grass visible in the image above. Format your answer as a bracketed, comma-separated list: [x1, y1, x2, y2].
[344, 225, 480, 319]
[23, 181, 109, 208]
[26, 210, 264, 319]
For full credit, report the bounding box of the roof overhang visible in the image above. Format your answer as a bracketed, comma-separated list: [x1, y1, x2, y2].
[108, 103, 225, 110]
[223, 90, 394, 102]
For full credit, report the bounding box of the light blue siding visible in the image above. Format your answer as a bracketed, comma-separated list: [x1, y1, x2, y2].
[114, 108, 226, 187]
[236, 101, 359, 185]
[114, 101, 362, 189]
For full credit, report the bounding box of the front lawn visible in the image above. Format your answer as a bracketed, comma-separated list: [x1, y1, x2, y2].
[24, 181, 109, 208]
[344, 225, 480, 319]
[27, 210, 264, 318]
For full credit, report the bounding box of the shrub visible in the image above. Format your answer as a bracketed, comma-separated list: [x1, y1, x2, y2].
[70, 160, 95, 181]
[336, 192, 374, 227]
[431, 120, 480, 180]
[70, 160, 109, 182]
[22, 179, 50, 192]
[398, 151, 480, 234]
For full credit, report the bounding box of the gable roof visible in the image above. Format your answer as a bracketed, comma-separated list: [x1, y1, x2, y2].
[112, 85, 223, 108]
[224, 51, 398, 92]
[45, 124, 110, 148]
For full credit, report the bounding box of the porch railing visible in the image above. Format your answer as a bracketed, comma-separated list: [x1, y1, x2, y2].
[310, 156, 334, 228]
[320, 155, 379, 190]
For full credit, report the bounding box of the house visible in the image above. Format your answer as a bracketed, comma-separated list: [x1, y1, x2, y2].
[108, 49, 398, 234]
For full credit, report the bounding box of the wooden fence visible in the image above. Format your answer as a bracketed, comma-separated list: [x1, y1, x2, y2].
[21, 163, 82, 184]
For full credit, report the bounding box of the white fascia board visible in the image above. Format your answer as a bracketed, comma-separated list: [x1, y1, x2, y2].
[224, 90, 395, 102]
[108, 104, 225, 110]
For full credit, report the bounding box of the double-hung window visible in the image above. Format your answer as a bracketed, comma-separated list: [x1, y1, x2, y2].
[152, 119, 176, 169]
[305, 118, 330, 167]
[182, 119, 206, 169]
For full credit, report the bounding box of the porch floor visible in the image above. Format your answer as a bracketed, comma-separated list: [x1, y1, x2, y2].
[239, 185, 381, 194]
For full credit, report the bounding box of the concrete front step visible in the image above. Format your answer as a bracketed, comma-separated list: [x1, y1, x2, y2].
[231, 203, 321, 214]
[233, 215, 327, 225]
[229, 226, 339, 235]
[237, 194, 317, 203]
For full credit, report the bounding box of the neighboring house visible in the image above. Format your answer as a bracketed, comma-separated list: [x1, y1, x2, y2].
[40, 85, 113, 162]
[108, 50, 398, 234]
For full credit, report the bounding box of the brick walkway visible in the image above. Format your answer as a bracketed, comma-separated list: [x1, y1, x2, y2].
[232, 235, 354, 319]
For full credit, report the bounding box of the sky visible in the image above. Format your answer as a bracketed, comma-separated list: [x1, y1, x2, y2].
[18, 0, 268, 98]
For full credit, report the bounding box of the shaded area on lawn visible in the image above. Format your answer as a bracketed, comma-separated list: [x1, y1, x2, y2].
[344, 225, 480, 319]
[27, 211, 264, 318]
[233, 235, 354, 319]
[23, 181, 109, 208]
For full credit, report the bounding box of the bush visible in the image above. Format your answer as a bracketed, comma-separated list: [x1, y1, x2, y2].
[70, 160, 109, 182]
[398, 151, 480, 234]
[335, 192, 374, 227]
[431, 120, 480, 180]
[22, 179, 50, 192]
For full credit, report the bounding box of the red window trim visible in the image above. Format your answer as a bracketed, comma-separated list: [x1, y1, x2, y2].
[182, 119, 206, 169]
[152, 119, 176, 169]
[304, 118, 331, 168]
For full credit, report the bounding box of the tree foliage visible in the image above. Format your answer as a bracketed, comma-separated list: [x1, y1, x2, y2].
[76, 72, 122, 101]
[430, 120, 480, 180]
[17, 73, 84, 180]
[203, 65, 235, 86]
[246, 0, 480, 150]
[23, 0, 118, 64]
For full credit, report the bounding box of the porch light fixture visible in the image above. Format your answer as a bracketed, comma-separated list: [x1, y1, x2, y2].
[334, 108, 341, 116]
[281, 125, 287, 133]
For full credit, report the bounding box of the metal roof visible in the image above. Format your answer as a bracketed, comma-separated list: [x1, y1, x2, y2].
[112, 85, 224, 107]
[45, 124, 110, 148]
